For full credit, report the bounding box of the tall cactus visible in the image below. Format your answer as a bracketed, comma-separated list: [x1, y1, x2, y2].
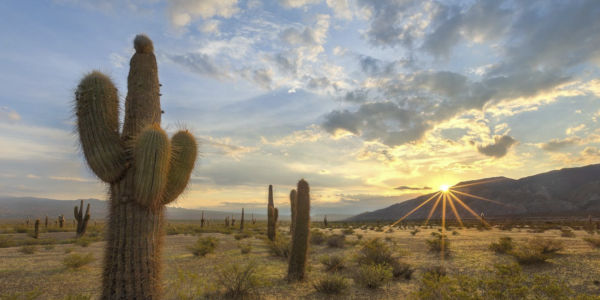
[267, 185, 276, 241]
[240, 208, 245, 231]
[44, 215, 48, 228]
[288, 179, 310, 281]
[34, 219, 40, 239]
[58, 215, 65, 228]
[201, 211, 205, 228]
[74, 200, 91, 238]
[289, 189, 297, 235]
[74, 34, 197, 299]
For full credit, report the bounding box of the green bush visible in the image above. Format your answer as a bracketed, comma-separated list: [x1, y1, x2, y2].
[189, 237, 218, 257]
[356, 238, 412, 280]
[234, 232, 251, 240]
[267, 236, 290, 258]
[560, 228, 576, 238]
[313, 274, 349, 294]
[326, 234, 345, 248]
[489, 237, 514, 254]
[310, 230, 326, 245]
[75, 238, 91, 247]
[319, 254, 345, 272]
[410, 229, 420, 236]
[19, 245, 37, 254]
[355, 264, 393, 289]
[509, 238, 562, 265]
[341, 228, 354, 235]
[215, 261, 261, 298]
[0, 235, 14, 248]
[426, 232, 450, 256]
[238, 242, 252, 254]
[63, 253, 95, 269]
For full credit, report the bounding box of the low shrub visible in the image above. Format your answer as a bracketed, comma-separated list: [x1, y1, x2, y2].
[355, 264, 392, 289]
[489, 237, 514, 254]
[19, 245, 37, 254]
[319, 254, 345, 272]
[410, 229, 420, 236]
[326, 234, 345, 248]
[63, 253, 95, 269]
[267, 236, 290, 258]
[426, 232, 450, 256]
[0, 235, 14, 248]
[341, 228, 354, 235]
[189, 237, 218, 257]
[313, 274, 349, 294]
[234, 232, 251, 240]
[238, 242, 252, 254]
[216, 261, 261, 298]
[310, 230, 326, 245]
[583, 236, 600, 249]
[560, 228, 576, 238]
[509, 238, 562, 265]
[75, 238, 91, 247]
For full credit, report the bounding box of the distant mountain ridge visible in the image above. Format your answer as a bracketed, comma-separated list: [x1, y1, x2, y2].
[0, 197, 262, 221]
[349, 164, 600, 221]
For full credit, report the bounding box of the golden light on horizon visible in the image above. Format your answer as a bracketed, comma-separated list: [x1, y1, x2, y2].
[388, 178, 508, 261]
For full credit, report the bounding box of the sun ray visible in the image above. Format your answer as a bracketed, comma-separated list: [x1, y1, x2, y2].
[452, 178, 506, 189]
[451, 190, 510, 207]
[448, 191, 490, 227]
[388, 191, 441, 228]
[447, 194, 464, 228]
[424, 193, 443, 226]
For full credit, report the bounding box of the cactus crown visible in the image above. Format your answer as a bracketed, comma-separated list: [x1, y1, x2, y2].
[75, 34, 198, 210]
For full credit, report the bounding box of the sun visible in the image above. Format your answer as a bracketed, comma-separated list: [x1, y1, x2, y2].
[440, 184, 450, 192]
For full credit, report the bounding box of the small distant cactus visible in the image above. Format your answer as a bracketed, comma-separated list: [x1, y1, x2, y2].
[240, 208, 245, 231]
[44, 215, 48, 228]
[288, 179, 310, 281]
[225, 216, 230, 227]
[252, 213, 256, 225]
[34, 219, 40, 239]
[201, 211, 205, 228]
[267, 185, 277, 241]
[231, 215, 236, 227]
[58, 215, 65, 228]
[324, 215, 328, 227]
[74, 34, 197, 299]
[74, 200, 91, 238]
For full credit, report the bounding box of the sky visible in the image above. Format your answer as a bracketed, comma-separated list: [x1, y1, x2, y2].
[1, 0, 599, 215]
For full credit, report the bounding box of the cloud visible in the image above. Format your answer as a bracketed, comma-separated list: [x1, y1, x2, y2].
[168, 0, 239, 28]
[167, 52, 229, 79]
[0, 107, 21, 123]
[566, 124, 586, 135]
[477, 135, 516, 158]
[200, 19, 221, 35]
[326, 0, 353, 20]
[582, 146, 600, 157]
[394, 185, 432, 191]
[278, 0, 320, 9]
[540, 137, 582, 152]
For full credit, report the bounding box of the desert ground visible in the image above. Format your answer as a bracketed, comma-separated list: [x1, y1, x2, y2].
[1, 220, 600, 299]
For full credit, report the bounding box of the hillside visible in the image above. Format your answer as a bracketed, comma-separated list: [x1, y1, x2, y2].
[348, 164, 600, 221]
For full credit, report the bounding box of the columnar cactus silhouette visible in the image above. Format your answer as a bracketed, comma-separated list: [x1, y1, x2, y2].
[74, 200, 91, 238]
[240, 208, 245, 231]
[74, 34, 197, 299]
[201, 211, 205, 228]
[44, 215, 48, 228]
[267, 185, 276, 241]
[58, 215, 65, 228]
[290, 189, 297, 235]
[34, 219, 40, 239]
[323, 215, 328, 227]
[288, 179, 310, 281]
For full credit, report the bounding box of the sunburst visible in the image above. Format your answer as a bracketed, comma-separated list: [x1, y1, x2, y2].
[388, 179, 508, 259]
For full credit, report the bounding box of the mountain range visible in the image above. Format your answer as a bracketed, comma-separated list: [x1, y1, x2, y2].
[349, 164, 600, 221]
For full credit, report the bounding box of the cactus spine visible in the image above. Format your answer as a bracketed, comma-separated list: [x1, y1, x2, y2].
[290, 189, 297, 235]
[267, 185, 276, 241]
[288, 179, 310, 281]
[240, 208, 245, 231]
[74, 35, 197, 299]
[74, 200, 91, 238]
[34, 219, 40, 239]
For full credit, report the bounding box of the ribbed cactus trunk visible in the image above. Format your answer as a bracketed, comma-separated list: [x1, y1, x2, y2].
[74, 35, 197, 300]
[290, 189, 297, 236]
[267, 185, 276, 241]
[74, 200, 91, 238]
[240, 208, 245, 231]
[288, 179, 310, 281]
[34, 219, 40, 239]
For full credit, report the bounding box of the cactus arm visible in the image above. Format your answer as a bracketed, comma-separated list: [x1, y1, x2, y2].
[133, 124, 171, 208]
[75, 72, 126, 183]
[121, 35, 161, 140]
[161, 130, 197, 204]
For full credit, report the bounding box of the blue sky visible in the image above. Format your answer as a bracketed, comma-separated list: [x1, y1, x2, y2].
[1, 0, 599, 215]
